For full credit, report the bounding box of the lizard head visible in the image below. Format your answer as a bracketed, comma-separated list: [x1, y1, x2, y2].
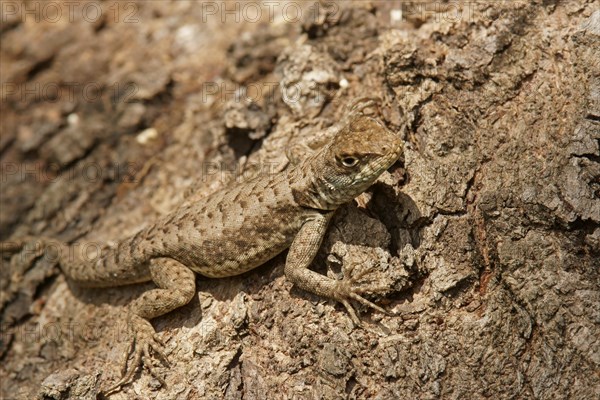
[310, 115, 402, 208]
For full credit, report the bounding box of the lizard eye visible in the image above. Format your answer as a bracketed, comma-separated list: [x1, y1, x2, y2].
[340, 156, 359, 167]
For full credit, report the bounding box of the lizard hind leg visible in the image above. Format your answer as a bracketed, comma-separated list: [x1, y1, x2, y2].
[104, 257, 196, 394]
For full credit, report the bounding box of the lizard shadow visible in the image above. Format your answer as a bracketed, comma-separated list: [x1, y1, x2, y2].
[197, 255, 286, 303]
[367, 182, 424, 255]
[319, 182, 423, 255]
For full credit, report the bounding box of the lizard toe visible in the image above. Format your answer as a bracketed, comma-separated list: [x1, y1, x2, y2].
[340, 298, 361, 327]
[142, 344, 167, 386]
[347, 292, 388, 315]
[333, 280, 388, 323]
[104, 315, 169, 394]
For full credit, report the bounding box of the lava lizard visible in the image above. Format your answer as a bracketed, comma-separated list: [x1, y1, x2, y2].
[1, 101, 403, 394]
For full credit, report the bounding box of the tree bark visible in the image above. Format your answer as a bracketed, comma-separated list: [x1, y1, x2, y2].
[1, 1, 598, 399]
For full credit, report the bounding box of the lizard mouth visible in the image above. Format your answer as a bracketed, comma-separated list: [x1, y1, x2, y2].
[377, 140, 402, 170]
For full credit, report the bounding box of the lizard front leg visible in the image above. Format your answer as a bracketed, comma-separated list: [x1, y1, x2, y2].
[105, 257, 196, 394]
[284, 213, 387, 326]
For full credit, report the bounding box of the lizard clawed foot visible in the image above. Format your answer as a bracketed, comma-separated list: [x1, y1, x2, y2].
[333, 279, 389, 327]
[104, 315, 169, 395]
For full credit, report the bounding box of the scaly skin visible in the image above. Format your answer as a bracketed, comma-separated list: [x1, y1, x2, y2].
[1, 101, 403, 394]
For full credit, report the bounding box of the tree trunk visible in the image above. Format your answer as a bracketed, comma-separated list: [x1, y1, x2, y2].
[1, 1, 598, 399]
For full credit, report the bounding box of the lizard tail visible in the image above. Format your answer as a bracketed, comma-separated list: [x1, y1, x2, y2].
[1, 234, 153, 288]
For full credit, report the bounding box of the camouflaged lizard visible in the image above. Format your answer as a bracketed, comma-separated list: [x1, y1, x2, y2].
[1, 100, 403, 394]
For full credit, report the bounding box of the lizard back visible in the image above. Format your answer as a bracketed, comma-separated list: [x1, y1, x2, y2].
[143, 169, 317, 278]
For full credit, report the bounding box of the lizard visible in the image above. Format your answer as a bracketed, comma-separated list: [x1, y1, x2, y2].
[1, 100, 403, 394]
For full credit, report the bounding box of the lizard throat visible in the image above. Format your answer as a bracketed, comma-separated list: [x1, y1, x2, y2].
[290, 161, 361, 210]
[291, 174, 340, 210]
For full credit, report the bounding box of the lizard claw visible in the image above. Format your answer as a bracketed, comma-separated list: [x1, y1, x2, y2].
[103, 315, 168, 395]
[334, 280, 388, 327]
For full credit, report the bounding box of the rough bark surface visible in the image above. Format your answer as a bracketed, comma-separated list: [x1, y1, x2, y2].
[1, 1, 598, 399]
